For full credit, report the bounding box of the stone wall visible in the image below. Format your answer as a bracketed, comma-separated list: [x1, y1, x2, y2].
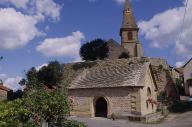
[147, 58, 169, 69]
[184, 60, 192, 95]
[69, 87, 141, 118]
[0, 89, 8, 101]
[139, 66, 157, 115]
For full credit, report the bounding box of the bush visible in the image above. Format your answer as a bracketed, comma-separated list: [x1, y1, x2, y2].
[23, 88, 70, 126]
[0, 99, 32, 127]
[64, 120, 87, 127]
[168, 101, 191, 113]
[118, 52, 129, 59]
[176, 78, 185, 95]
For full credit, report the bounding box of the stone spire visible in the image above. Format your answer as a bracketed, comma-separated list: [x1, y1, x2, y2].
[121, 0, 138, 29]
[124, 0, 131, 11]
[120, 0, 144, 58]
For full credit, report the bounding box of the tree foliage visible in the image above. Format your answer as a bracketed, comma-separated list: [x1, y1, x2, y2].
[176, 78, 185, 95]
[24, 61, 63, 88]
[24, 88, 70, 126]
[0, 60, 87, 127]
[80, 39, 109, 61]
[38, 61, 63, 87]
[0, 99, 33, 127]
[118, 52, 129, 59]
[8, 90, 23, 100]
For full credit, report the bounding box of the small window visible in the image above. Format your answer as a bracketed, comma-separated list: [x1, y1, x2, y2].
[147, 87, 152, 97]
[146, 101, 149, 109]
[128, 32, 133, 40]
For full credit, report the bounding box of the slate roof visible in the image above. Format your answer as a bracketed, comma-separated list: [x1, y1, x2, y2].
[69, 59, 149, 89]
[183, 58, 192, 68]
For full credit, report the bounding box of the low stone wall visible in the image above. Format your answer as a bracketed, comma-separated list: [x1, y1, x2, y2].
[142, 112, 163, 123]
[111, 112, 163, 123]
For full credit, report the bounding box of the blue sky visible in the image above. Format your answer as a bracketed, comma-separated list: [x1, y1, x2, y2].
[0, 0, 191, 90]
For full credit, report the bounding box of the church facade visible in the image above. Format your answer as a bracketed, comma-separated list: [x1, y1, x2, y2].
[68, 59, 158, 119]
[67, 0, 178, 121]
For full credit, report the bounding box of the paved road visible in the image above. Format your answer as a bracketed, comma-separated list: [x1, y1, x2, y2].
[71, 111, 192, 127]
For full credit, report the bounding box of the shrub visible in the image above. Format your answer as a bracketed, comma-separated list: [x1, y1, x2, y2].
[168, 101, 191, 113]
[72, 62, 97, 70]
[0, 99, 32, 127]
[118, 52, 129, 59]
[176, 78, 185, 95]
[110, 113, 116, 121]
[23, 88, 70, 126]
[64, 120, 87, 127]
[158, 65, 163, 70]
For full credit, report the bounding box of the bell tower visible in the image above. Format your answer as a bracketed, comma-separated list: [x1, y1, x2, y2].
[120, 0, 143, 57]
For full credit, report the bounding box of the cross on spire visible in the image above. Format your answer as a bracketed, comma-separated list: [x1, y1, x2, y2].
[121, 0, 138, 29]
[124, 0, 132, 11]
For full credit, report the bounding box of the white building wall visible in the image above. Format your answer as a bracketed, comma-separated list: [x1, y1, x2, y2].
[184, 59, 192, 96]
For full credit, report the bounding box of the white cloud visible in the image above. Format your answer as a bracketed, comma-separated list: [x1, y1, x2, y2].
[0, 0, 62, 50]
[138, 0, 192, 59]
[0, 0, 29, 9]
[88, 0, 126, 4]
[0, 8, 41, 50]
[35, 63, 48, 71]
[36, 31, 85, 60]
[176, 61, 185, 68]
[35, 0, 62, 21]
[0, 74, 23, 91]
[0, 0, 62, 21]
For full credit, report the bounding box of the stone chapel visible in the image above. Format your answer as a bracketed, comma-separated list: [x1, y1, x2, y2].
[66, 0, 178, 121]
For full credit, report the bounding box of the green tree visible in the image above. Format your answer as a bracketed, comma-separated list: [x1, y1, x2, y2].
[0, 99, 33, 127]
[25, 67, 39, 87]
[118, 52, 129, 59]
[37, 61, 63, 87]
[80, 39, 109, 61]
[23, 61, 63, 88]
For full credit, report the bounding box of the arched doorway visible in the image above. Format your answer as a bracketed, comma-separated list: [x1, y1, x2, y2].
[95, 97, 108, 117]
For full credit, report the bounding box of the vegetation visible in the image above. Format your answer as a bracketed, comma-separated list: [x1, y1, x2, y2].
[0, 99, 32, 127]
[37, 61, 63, 87]
[168, 100, 192, 113]
[72, 61, 97, 70]
[23, 88, 70, 126]
[175, 78, 185, 95]
[157, 91, 168, 114]
[22, 61, 63, 88]
[64, 120, 87, 127]
[8, 90, 23, 100]
[0, 61, 87, 127]
[118, 52, 129, 59]
[80, 39, 109, 61]
[158, 65, 163, 70]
